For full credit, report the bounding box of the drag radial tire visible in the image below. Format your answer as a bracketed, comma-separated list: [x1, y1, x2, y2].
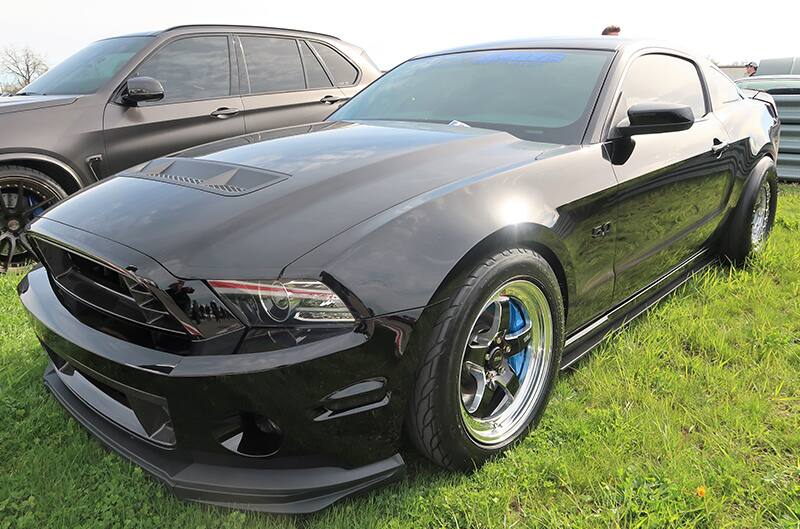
[407, 248, 565, 471]
[721, 156, 778, 266]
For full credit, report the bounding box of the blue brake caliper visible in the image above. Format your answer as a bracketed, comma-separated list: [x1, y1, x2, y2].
[28, 193, 45, 217]
[506, 300, 528, 379]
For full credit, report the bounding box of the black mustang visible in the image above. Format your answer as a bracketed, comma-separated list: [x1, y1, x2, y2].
[18, 38, 779, 513]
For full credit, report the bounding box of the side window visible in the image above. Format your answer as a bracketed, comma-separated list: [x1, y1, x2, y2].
[135, 36, 230, 103]
[704, 66, 742, 108]
[612, 54, 707, 127]
[301, 41, 333, 89]
[240, 37, 305, 94]
[309, 42, 359, 86]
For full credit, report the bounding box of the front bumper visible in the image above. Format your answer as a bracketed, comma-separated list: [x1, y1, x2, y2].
[19, 266, 411, 513]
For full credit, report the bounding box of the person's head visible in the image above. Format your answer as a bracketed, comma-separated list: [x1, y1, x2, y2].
[745, 61, 758, 76]
[602, 25, 621, 36]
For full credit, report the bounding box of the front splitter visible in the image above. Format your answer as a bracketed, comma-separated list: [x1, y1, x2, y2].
[43, 363, 406, 514]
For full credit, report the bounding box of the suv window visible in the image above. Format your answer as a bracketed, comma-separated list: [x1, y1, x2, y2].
[301, 41, 333, 89]
[22, 36, 152, 96]
[134, 36, 231, 104]
[240, 36, 305, 94]
[613, 54, 706, 127]
[704, 66, 742, 108]
[309, 42, 358, 86]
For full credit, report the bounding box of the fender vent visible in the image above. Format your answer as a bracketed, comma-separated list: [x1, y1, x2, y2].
[121, 158, 290, 196]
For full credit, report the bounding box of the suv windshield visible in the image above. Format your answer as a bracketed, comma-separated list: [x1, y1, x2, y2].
[330, 49, 613, 144]
[20, 36, 152, 96]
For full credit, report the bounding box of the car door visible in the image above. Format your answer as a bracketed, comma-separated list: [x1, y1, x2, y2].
[235, 35, 348, 133]
[704, 64, 769, 181]
[609, 53, 734, 303]
[102, 34, 245, 175]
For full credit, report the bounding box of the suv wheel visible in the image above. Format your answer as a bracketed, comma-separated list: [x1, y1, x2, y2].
[0, 165, 67, 272]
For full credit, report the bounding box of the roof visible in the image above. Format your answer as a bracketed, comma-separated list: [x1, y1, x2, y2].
[161, 24, 339, 40]
[414, 37, 693, 60]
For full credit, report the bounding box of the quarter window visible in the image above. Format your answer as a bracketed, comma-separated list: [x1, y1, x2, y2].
[613, 54, 707, 127]
[301, 41, 333, 89]
[309, 42, 358, 86]
[134, 36, 231, 103]
[705, 66, 742, 107]
[240, 37, 305, 93]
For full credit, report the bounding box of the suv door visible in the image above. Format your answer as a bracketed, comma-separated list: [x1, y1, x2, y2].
[103, 34, 245, 175]
[609, 53, 734, 303]
[235, 35, 348, 133]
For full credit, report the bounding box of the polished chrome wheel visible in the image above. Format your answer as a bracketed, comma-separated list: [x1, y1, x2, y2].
[458, 279, 553, 446]
[0, 179, 60, 272]
[750, 179, 771, 250]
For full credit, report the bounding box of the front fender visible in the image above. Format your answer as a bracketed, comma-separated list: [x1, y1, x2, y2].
[282, 166, 576, 318]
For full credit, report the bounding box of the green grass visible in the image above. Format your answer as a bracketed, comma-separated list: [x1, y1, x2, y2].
[1, 186, 799, 529]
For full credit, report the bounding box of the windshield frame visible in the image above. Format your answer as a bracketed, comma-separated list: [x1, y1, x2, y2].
[19, 35, 154, 97]
[329, 47, 615, 144]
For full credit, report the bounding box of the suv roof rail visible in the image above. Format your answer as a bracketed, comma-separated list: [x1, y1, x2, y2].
[162, 24, 340, 40]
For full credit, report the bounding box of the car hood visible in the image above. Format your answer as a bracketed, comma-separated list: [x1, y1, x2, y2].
[0, 94, 78, 114]
[41, 121, 561, 279]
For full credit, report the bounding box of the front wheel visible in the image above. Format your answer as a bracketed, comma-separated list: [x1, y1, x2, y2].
[0, 166, 68, 272]
[407, 248, 564, 471]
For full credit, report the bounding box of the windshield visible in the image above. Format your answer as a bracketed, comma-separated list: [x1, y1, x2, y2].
[736, 77, 800, 95]
[330, 49, 613, 144]
[20, 36, 152, 96]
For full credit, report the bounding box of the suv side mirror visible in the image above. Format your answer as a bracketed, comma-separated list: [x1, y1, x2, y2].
[613, 102, 694, 138]
[121, 77, 164, 106]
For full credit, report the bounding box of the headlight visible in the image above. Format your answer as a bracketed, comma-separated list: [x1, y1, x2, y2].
[208, 279, 355, 326]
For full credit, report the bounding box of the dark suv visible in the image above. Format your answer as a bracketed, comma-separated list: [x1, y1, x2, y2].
[0, 25, 380, 271]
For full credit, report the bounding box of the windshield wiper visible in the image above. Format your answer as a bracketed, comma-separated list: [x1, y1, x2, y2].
[13, 92, 42, 96]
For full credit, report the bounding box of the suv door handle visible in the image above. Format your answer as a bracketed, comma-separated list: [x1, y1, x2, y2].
[210, 107, 240, 119]
[320, 95, 346, 104]
[711, 138, 729, 156]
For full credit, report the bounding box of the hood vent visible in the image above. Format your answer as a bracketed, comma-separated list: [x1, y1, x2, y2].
[121, 158, 290, 196]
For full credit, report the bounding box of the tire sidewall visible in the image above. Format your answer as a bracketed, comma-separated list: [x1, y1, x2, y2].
[433, 251, 564, 467]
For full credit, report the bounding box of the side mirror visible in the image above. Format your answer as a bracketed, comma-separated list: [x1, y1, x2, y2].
[121, 77, 164, 106]
[613, 102, 694, 138]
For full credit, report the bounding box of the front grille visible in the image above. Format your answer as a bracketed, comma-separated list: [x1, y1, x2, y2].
[32, 237, 187, 335]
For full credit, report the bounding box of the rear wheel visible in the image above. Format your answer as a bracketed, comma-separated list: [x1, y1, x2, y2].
[722, 158, 778, 265]
[407, 248, 564, 470]
[0, 165, 67, 272]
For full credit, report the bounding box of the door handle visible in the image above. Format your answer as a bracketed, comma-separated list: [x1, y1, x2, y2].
[210, 107, 240, 119]
[711, 139, 728, 156]
[320, 95, 346, 104]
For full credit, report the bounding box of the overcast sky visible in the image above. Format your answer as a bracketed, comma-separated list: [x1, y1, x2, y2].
[2, 0, 797, 71]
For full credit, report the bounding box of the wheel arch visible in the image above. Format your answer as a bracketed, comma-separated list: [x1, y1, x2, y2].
[0, 153, 85, 194]
[429, 223, 574, 322]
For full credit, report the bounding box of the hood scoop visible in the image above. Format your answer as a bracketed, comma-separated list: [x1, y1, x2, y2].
[121, 158, 290, 196]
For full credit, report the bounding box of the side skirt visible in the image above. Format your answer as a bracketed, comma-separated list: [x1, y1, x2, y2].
[560, 249, 715, 370]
